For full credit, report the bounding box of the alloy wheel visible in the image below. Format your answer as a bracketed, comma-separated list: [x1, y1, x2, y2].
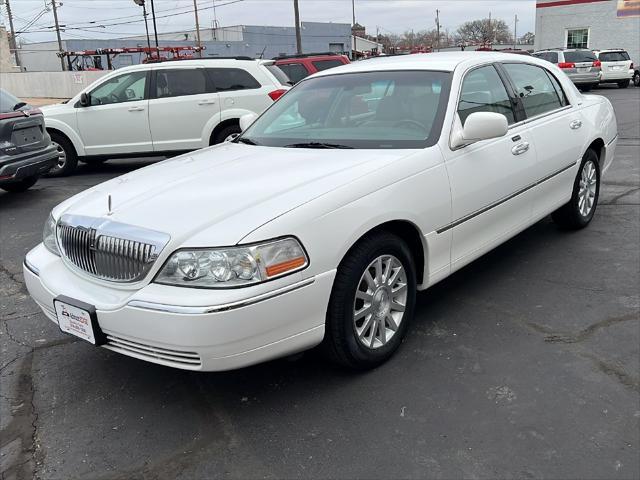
[50, 141, 67, 172]
[578, 159, 597, 217]
[353, 255, 408, 349]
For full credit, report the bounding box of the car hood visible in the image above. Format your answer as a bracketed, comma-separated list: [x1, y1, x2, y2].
[54, 143, 414, 248]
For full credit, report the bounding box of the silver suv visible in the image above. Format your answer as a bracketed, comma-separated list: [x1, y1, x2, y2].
[533, 48, 601, 91]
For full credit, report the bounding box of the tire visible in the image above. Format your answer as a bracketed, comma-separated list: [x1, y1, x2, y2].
[80, 157, 108, 166]
[617, 79, 630, 88]
[323, 231, 417, 370]
[580, 84, 592, 92]
[212, 124, 241, 145]
[46, 132, 78, 177]
[1, 176, 38, 193]
[551, 149, 600, 230]
[634, 72, 640, 87]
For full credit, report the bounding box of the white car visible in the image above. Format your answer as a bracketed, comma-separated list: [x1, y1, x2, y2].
[40, 57, 290, 176]
[25, 52, 618, 371]
[593, 49, 634, 88]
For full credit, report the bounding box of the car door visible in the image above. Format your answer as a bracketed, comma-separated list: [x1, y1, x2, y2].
[207, 67, 273, 121]
[442, 64, 538, 270]
[148, 66, 220, 152]
[76, 70, 151, 156]
[500, 62, 587, 218]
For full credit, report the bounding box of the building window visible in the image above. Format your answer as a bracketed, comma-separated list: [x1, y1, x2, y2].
[566, 28, 589, 49]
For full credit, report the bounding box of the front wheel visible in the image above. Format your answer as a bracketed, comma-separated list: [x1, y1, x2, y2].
[618, 79, 630, 88]
[1, 176, 39, 192]
[323, 231, 416, 370]
[552, 149, 600, 229]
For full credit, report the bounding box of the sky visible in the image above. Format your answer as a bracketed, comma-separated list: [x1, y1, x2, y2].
[2, 0, 536, 44]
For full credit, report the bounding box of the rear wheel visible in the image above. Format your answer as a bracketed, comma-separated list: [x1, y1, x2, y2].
[579, 84, 592, 92]
[1, 176, 39, 192]
[618, 79, 630, 88]
[552, 149, 600, 229]
[212, 124, 241, 145]
[634, 71, 640, 87]
[323, 231, 416, 370]
[46, 132, 78, 177]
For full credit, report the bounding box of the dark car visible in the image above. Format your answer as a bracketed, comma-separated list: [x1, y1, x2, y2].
[0, 89, 58, 192]
[274, 52, 350, 84]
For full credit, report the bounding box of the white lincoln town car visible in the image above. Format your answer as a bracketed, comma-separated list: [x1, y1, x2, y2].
[24, 52, 617, 371]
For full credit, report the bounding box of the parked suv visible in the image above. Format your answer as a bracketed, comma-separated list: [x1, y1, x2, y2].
[41, 57, 289, 176]
[593, 49, 634, 88]
[533, 48, 601, 91]
[0, 89, 58, 192]
[274, 52, 350, 84]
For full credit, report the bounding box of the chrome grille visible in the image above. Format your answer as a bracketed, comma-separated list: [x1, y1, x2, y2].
[57, 214, 170, 283]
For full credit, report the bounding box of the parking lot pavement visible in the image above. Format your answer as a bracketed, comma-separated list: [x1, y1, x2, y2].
[1, 86, 638, 480]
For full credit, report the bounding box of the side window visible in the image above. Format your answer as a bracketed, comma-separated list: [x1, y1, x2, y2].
[154, 69, 208, 98]
[547, 52, 559, 63]
[457, 65, 515, 125]
[311, 59, 345, 72]
[206, 68, 261, 92]
[502, 63, 564, 118]
[544, 70, 569, 107]
[276, 63, 310, 84]
[89, 71, 147, 106]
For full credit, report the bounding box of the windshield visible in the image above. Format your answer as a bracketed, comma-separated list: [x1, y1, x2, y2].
[599, 51, 630, 62]
[239, 70, 452, 149]
[0, 89, 24, 113]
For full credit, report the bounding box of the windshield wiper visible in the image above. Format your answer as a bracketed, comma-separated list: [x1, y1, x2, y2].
[235, 137, 259, 146]
[283, 142, 354, 149]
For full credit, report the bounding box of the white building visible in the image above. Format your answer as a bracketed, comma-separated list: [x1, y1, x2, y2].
[535, 0, 640, 63]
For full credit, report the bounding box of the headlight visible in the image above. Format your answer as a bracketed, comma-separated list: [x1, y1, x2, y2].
[155, 237, 308, 288]
[43, 214, 60, 256]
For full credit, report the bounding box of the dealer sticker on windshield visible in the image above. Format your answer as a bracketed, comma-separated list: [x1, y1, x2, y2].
[54, 299, 97, 344]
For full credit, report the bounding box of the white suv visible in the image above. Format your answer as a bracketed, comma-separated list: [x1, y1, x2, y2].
[41, 57, 289, 176]
[593, 49, 634, 88]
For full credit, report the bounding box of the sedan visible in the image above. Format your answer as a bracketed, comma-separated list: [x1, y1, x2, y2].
[24, 52, 618, 371]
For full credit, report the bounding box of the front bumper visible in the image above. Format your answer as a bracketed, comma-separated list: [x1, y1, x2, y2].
[24, 244, 335, 371]
[0, 144, 58, 183]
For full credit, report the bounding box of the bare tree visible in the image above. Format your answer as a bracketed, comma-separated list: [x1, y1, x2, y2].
[456, 18, 511, 45]
[520, 32, 535, 45]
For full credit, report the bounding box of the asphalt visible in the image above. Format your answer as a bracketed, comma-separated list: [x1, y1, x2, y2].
[1, 85, 638, 480]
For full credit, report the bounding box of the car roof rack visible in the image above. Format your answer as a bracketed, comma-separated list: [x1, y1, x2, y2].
[148, 55, 256, 63]
[272, 51, 344, 60]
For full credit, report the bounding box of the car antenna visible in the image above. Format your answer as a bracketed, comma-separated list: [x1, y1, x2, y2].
[259, 45, 267, 59]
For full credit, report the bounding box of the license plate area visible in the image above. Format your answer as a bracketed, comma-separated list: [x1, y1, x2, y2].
[54, 295, 107, 345]
[577, 67, 590, 73]
[13, 126, 43, 146]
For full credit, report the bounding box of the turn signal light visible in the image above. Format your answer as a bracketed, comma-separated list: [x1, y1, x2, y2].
[558, 62, 575, 69]
[265, 256, 306, 277]
[268, 89, 287, 101]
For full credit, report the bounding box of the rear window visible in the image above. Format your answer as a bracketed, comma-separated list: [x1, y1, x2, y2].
[312, 59, 345, 72]
[264, 64, 292, 86]
[276, 63, 310, 84]
[534, 52, 558, 63]
[206, 68, 261, 92]
[564, 51, 597, 63]
[599, 51, 630, 62]
[0, 89, 22, 113]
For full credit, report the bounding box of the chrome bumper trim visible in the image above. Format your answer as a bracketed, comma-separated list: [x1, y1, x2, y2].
[127, 277, 316, 314]
[23, 258, 40, 276]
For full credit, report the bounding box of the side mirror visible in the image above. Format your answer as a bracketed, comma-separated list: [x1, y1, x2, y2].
[239, 112, 258, 132]
[79, 92, 90, 107]
[462, 112, 508, 143]
[451, 112, 508, 149]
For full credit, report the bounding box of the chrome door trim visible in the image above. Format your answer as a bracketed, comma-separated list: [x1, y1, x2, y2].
[127, 277, 315, 314]
[436, 161, 577, 234]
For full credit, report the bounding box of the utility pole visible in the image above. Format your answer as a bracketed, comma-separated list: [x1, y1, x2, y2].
[293, 0, 302, 54]
[352, 0, 356, 59]
[3, 0, 21, 68]
[133, 0, 152, 54]
[193, 0, 202, 57]
[435, 9, 440, 52]
[149, 0, 159, 50]
[513, 14, 518, 49]
[51, 0, 67, 71]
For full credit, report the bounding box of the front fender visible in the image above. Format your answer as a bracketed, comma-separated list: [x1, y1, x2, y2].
[46, 118, 86, 157]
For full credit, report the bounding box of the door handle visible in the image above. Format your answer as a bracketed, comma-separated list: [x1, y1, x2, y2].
[128, 106, 145, 112]
[511, 142, 530, 156]
[197, 99, 216, 105]
[570, 120, 582, 130]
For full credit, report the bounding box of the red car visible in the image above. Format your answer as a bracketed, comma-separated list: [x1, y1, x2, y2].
[273, 52, 350, 84]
